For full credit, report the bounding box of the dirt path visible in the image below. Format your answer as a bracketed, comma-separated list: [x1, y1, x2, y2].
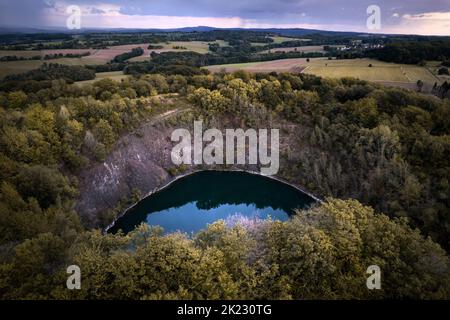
[126, 104, 192, 138]
[150, 107, 189, 124]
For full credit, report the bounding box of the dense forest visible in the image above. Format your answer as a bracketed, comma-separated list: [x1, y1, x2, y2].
[111, 47, 145, 63]
[367, 41, 450, 64]
[0, 55, 449, 299]
[187, 72, 450, 251]
[2, 63, 95, 84]
[0, 30, 275, 50]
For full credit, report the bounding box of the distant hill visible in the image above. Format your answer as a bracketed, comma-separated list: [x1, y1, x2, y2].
[246, 28, 366, 37]
[0, 25, 368, 37]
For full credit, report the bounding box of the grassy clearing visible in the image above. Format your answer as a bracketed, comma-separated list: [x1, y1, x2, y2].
[250, 42, 266, 47]
[150, 40, 227, 53]
[262, 45, 325, 54]
[206, 61, 263, 70]
[270, 36, 310, 44]
[161, 41, 212, 53]
[0, 56, 107, 79]
[75, 71, 130, 85]
[214, 40, 229, 47]
[0, 60, 43, 78]
[128, 55, 150, 62]
[0, 50, 41, 58]
[128, 40, 229, 62]
[0, 49, 93, 58]
[251, 37, 311, 47]
[51, 57, 106, 66]
[306, 58, 440, 84]
[204, 58, 310, 73]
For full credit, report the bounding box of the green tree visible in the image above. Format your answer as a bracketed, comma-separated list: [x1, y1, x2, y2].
[93, 119, 116, 149]
[7, 91, 27, 109]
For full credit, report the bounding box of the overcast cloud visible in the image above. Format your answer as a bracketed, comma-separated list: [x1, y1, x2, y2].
[0, 0, 449, 35]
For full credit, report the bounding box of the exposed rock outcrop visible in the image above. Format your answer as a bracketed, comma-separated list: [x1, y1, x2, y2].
[77, 123, 175, 226]
[76, 109, 317, 227]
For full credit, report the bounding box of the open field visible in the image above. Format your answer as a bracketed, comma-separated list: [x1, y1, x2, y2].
[163, 40, 226, 53]
[0, 60, 43, 78]
[0, 45, 136, 77]
[0, 50, 41, 58]
[75, 71, 130, 85]
[251, 36, 311, 47]
[0, 56, 104, 78]
[87, 43, 150, 63]
[0, 49, 93, 58]
[205, 58, 310, 73]
[0, 41, 228, 77]
[270, 36, 310, 43]
[51, 56, 105, 65]
[41, 49, 92, 56]
[205, 58, 442, 89]
[262, 45, 326, 54]
[0, 44, 150, 65]
[129, 40, 228, 61]
[1, 43, 443, 91]
[305, 58, 440, 84]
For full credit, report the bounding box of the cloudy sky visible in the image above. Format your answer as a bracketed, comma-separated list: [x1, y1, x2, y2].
[0, 0, 449, 35]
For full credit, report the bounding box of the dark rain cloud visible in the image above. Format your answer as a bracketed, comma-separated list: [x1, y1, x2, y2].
[0, 0, 449, 30]
[104, 0, 450, 22]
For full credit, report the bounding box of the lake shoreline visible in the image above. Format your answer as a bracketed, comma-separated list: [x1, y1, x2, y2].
[104, 168, 323, 234]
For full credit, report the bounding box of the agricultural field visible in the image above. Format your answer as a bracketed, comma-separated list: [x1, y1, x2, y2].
[0, 46, 129, 78]
[262, 45, 326, 54]
[205, 58, 441, 89]
[305, 58, 440, 85]
[50, 57, 106, 66]
[0, 60, 43, 78]
[0, 57, 103, 79]
[0, 48, 101, 77]
[0, 41, 229, 77]
[251, 36, 311, 47]
[204, 58, 310, 73]
[129, 40, 229, 61]
[87, 43, 150, 63]
[270, 36, 310, 43]
[0, 48, 93, 58]
[0, 50, 41, 58]
[0, 36, 444, 92]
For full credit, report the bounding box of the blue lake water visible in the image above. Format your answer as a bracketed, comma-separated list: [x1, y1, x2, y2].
[108, 171, 316, 234]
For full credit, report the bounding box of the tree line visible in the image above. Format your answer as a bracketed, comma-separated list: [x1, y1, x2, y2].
[367, 41, 450, 64]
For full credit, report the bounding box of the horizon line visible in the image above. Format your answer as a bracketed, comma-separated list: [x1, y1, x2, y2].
[1, 25, 445, 37]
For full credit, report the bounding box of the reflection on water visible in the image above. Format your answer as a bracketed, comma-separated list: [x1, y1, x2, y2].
[108, 171, 315, 234]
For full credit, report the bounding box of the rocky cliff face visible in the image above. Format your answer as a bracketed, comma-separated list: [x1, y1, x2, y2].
[76, 122, 176, 227]
[76, 109, 313, 228]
